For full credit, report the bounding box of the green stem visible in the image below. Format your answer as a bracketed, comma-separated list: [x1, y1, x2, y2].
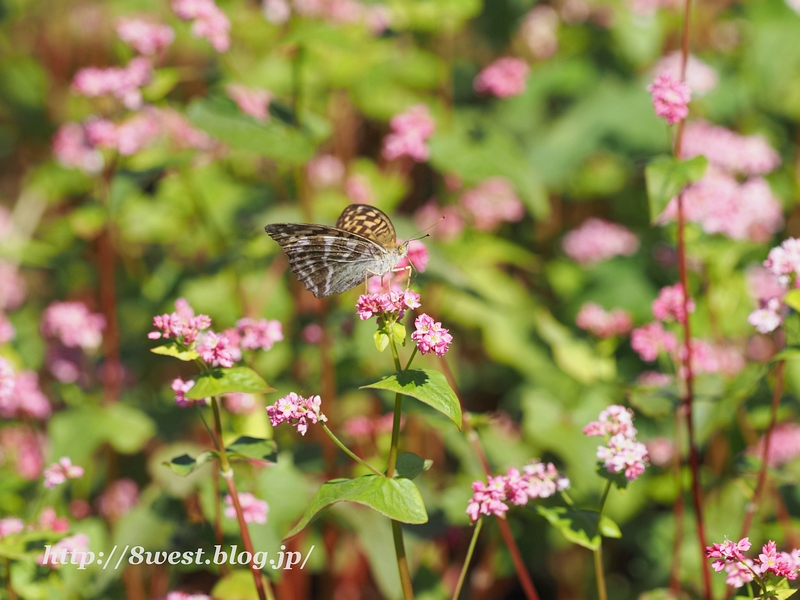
[452, 518, 483, 600]
[404, 346, 418, 372]
[597, 480, 612, 519]
[5, 557, 16, 600]
[593, 480, 613, 600]
[322, 424, 382, 476]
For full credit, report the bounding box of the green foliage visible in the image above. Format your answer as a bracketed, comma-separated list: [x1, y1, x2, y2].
[187, 367, 275, 399]
[645, 155, 708, 223]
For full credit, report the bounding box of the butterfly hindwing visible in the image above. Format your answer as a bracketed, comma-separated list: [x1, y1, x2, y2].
[336, 205, 397, 248]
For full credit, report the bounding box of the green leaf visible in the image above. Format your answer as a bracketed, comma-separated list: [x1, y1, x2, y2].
[187, 367, 275, 399]
[391, 322, 407, 346]
[784, 289, 800, 312]
[226, 436, 278, 463]
[373, 330, 390, 353]
[772, 347, 800, 362]
[286, 475, 428, 538]
[150, 342, 200, 362]
[536, 506, 605, 550]
[212, 569, 262, 600]
[102, 403, 158, 454]
[598, 515, 622, 538]
[163, 451, 218, 476]
[187, 97, 315, 164]
[393, 452, 432, 480]
[645, 155, 707, 223]
[764, 589, 799, 600]
[361, 369, 462, 430]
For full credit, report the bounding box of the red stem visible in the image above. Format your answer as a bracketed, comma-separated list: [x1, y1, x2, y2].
[668, 413, 686, 594]
[439, 357, 541, 600]
[212, 469, 229, 576]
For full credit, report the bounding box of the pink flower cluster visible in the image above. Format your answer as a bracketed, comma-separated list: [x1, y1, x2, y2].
[459, 178, 525, 231]
[72, 56, 152, 110]
[520, 6, 559, 60]
[98, 478, 139, 521]
[0, 356, 13, 406]
[414, 200, 466, 242]
[575, 303, 633, 338]
[231, 318, 284, 351]
[474, 57, 529, 98]
[411, 314, 453, 357]
[584, 405, 648, 481]
[0, 370, 51, 420]
[196, 331, 236, 368]
[226, 84, 273, 121]
[172, 378, 204, 407]
[652, 52, 718, 96]
[630, 322, 677, 362]
[562, 218, 639, 264]
[0, 313, 14, 345]
[267, 392, 327, 436]
[307, 154, 345, 188]
[682, 120, 781, 176]
[225, 493, 269, 524]
[345, 174, 374, 204]
[85, 111, 161, 156]
[172, 0, 231, 52]
[52, 122, 104, 173]
[0, 426, 44, 480]
[116, 18, 175, 55]
[647, 72, 691, 125]
[224, 392, 258, 414]
[466, 461, 570, 523]
[751, 422, 800, 467]
[39, 534, 90, 568]
[368, 241, 429, 293]
[652, 283, 695, 324]
[43, 457, 85, 489]
[356, 290, 421, 321]
[0, 257, 26, 312]
[342, 413, 399, 439]
[707, 538, 800, 588]
[166, 593, 212, 600]
[41, 301, 106, 351]
[382, 104, 436, 162]
[746, 238, 800, 334]
[148, 298, 212, 344]
[0, 517, 24, 539]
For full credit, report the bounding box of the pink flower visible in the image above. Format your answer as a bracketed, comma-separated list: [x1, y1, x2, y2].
[342, 415, 374, 439]
[0, 313, 15, 344]
[116, 18, 175, 55]
[0, 517, 24, 539]
[262, 0, 291, 24]
[1, 371, 51, 420]
[166, 593, 213, 600]
[0, 356, 13, 407]
[382, 104, 436, 162]
[652, 52, 718, 96]
[87, 110, 163, 157]
[38, 534, 90, 568]
[411, 314, 453, 357]
[749, 298, 783, 334]
[459, 178, 525, 231]
[583, 405, 637, 439]
[562, 218, 639, 264]
[751, 423, 800, 467]
[746, 265, 787, 306]
[765, 238, 800, 282]
[236, 318, 283, 351]
[172, 378, 205, 407]
[307, 154, 345, 188]
[466, 476, 509, 523]
[71, 57, 152, 110]
[38, 507, 70, 533]
[0, 261, 25, 311]
[301, 323, 324, 344]
[520, 6, 559, 59]
[0, 426, 44, 479]
[413, 201, 465, 242]
[647, 72, 691, 125]
[681, 120, 781, 176]
[43, 457, 85, 489]
[637, 371, 672, 388]
[631, 322, 677, 362]
[521, 461, 571, 500]
[156, 107, 216, 150]
[52, 122, 104, 173]
[173, 0, 231, 52]
[224, 392, 258, 414]
[224, 493, 269, 524]
[98, 479, 139, 521]
[344, 174, 374, 204]
[652, 284, 695, 324]
[41, 301, 106, 351]
[596, 434, 649, 481]
[148, 298, 212, 343]
[267, 392, 327, 435]
[226, 84, 273, 121]
[575, 303, 633, 338]
[630, 0, 679, 15]
[474, 57, 529, 98]
[356, 290, 421, 321]
[645, 437, 674, 467]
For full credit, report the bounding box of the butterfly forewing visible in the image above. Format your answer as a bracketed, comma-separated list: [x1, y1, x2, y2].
[264, 208, 406, 298]
[335, 205, 397, 247]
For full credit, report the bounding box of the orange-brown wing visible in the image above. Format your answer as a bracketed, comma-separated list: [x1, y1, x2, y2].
[335, 204, 397, 248]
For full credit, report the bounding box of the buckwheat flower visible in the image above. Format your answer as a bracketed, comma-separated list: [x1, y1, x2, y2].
[411, 314, 453, 357]
[630, 0, 679, 16]
[758, 540, 798, 579]
[474, 57, 529, 98]
[6, 371, 51, 420]
[748, 298, 783, 334]
[459, 178, 525, 231]
[172, 378, 205, 407]
[0, 314, 15, 342]
[645, 437, 674, 467]
[466, 475, 509, 523]
[504, 468, 531, 505]
[382, 104, 436, 162]
[562, 218, 639, 264]
[647, 72, 691, 125]
[156, 107, 216, 151]
[266, 392, 327, 436]
[262, 0, 291, 23]
[344, 174, 374, 204]
[652, 52, 718, 96]
[637, 371, 672, 387]
[172, 0, 231, 52]
[631, 322, 677, 362]
[342, 415, 374, 439]
[0, 517, 24, 539]
[149, 298, 212, 343]
[116, 18, 175, 55]
[38, 533, 90, 568]
[356, 290, 421, 320]
[747, 265, 787, 306]
[596, 433, 649, 481]
[52, 122, 104, 173]
[522, 461, 570, 499]
[301, 323, 324, 344]
[166, 593, 213, 600]
[414, 200, 465, 242]
[652, 283, 695, 323]
[98, 478, 139, 521]
[41, 301, 106, 351]
[707, 537, 751, 564]
[520, 5, 559, 60]
[0, 356, 13, 406]
[38, 507, 70, 532]
[236, 318, 283, 351]
[723, 560, 757, 587]
[681, 120, 781, 176]
[575, 303, 633, 338]
[307, 154, 345, 188]
[226, 84, 273, 121]
[224, 493, 269, 524]
[43, 457, 85, 489]
[750, 423, 800, 467]
[0, 426, 44, 480]
[72, 57, 152, 110]
[583, 405, 637, 439]
[765, 238, 800, 282]
[113, 110, 163, 156]
[224, 392, 258, 414]
[70, 499, 93, 519]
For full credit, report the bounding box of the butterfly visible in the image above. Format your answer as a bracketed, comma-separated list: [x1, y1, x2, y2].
[264, 204, 410, 298]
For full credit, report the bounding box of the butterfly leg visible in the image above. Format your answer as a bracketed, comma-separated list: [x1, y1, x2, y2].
[391, 265, 413, 290]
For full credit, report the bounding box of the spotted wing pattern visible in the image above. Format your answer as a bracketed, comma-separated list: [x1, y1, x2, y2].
[335, 204, 398, 248]
[264, 219, 402, 298]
